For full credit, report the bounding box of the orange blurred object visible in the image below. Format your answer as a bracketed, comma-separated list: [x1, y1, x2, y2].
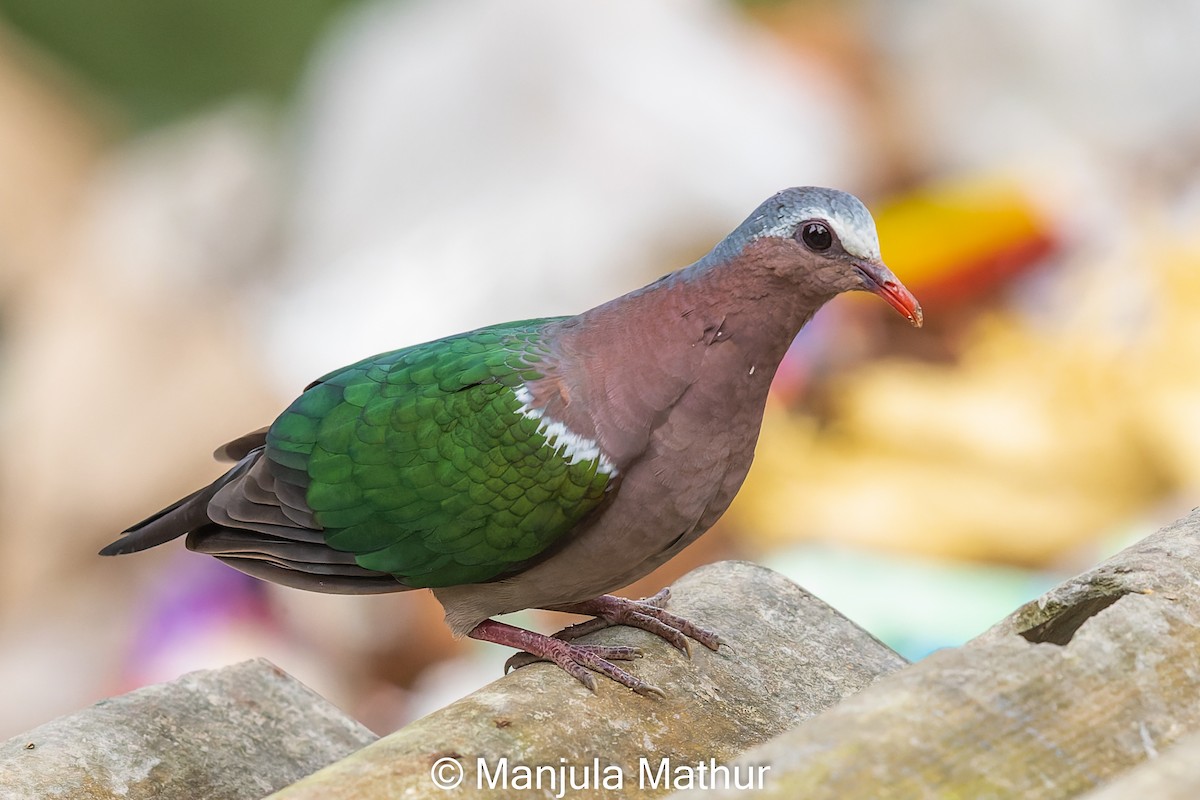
[873, 177, 1058, 312]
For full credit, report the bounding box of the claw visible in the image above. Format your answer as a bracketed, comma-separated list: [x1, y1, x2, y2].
[638, 588, 672, 608]
[471, 619, 660, 695]
[634, 682, 666, 699]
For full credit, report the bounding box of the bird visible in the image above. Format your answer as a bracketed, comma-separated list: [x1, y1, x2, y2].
[102, 186, 921, 696]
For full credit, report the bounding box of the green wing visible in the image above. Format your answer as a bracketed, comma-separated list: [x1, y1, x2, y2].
[265, 319, 615, 588]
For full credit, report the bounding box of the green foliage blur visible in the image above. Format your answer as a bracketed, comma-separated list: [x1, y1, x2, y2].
[0, 0, 362, 129]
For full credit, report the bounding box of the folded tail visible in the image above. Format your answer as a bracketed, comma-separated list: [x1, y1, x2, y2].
[99, 481, 223, 556]
[101, 429, 266, 556]
[100, 447, 408, 595]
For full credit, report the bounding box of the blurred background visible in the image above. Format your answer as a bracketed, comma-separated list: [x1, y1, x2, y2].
[2, 0, 1199, 737]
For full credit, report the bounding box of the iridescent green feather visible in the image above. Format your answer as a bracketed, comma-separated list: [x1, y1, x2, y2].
[265, 319, 615, 587]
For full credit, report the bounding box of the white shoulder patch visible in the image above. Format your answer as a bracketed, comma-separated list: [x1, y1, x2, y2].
[513, 385, 618, 476]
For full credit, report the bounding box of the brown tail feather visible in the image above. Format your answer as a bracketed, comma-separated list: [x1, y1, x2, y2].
[102, 447, 412, 595]
[188, 527, 410, 594]
[212, 555, 409, 594]
[100, 455, 256, 557]
[99, 484, 216, 556]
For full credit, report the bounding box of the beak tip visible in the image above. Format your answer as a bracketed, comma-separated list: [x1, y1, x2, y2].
[854, 261, 924, 330]
[877, 279, 923, 329]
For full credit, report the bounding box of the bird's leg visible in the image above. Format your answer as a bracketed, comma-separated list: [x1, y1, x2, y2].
[550, 591, 724, 656]
[471, 619, 663, 697]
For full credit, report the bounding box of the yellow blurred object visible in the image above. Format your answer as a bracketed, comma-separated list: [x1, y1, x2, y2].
[872, 176, 1056, 308]
[1129, 239, 1200, 492]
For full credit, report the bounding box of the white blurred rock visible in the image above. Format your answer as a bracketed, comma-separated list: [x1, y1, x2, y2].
[80, 104, 281, 300]
[873, 0, 1200, 172]
[261, 0, 868, 390]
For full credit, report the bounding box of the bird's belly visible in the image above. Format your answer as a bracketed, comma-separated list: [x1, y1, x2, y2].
[433, 439, 753, 635]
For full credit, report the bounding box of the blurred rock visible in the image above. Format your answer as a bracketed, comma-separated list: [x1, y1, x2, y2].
[872, 0, 1200, 174]
[1079, 729, 1200, 800]
[78, 104, 280, 300]
[0, 658, 376, 800]
[263, 0, 870, 391]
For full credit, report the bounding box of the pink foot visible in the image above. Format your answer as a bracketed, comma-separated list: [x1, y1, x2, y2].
[470, 619, 663, 697]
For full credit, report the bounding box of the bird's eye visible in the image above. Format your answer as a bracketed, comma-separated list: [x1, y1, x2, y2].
[799, 221, 833, 251]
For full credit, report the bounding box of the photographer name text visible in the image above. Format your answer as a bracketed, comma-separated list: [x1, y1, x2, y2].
[430, 755, 770, 794]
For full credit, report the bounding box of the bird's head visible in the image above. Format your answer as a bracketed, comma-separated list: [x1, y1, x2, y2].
[719, 186, 923, 327]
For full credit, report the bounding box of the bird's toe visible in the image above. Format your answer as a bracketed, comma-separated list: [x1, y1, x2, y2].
[505, 642, 643, 674]
[552, 592, 723, 654]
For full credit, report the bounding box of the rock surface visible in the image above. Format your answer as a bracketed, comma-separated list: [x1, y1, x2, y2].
[673, 510, 1200, 799]
[0, 658, 376, 800]
[1078, 729, 1200, 800]
[269, 561, 906, 799]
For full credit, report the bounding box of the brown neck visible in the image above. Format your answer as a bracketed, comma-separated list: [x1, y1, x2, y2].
[601, 238, 830, 356]
[541, 239, 832, 464]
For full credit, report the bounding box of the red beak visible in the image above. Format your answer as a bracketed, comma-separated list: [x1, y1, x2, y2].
[853, 261, 923, 328]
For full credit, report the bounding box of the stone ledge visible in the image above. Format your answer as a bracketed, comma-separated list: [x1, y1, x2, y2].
[269, 560, 906, 799]
[1078, 729, 1200, 800]
[0, 658, 376, 800]
[673, 509, 1200, 799]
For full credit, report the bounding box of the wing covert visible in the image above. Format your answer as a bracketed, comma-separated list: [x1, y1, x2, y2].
[265, 320, 616, 587]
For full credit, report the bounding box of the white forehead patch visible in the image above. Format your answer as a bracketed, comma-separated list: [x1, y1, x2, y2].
[756, 203, 881, 262]
[513, 385, 618, 476]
